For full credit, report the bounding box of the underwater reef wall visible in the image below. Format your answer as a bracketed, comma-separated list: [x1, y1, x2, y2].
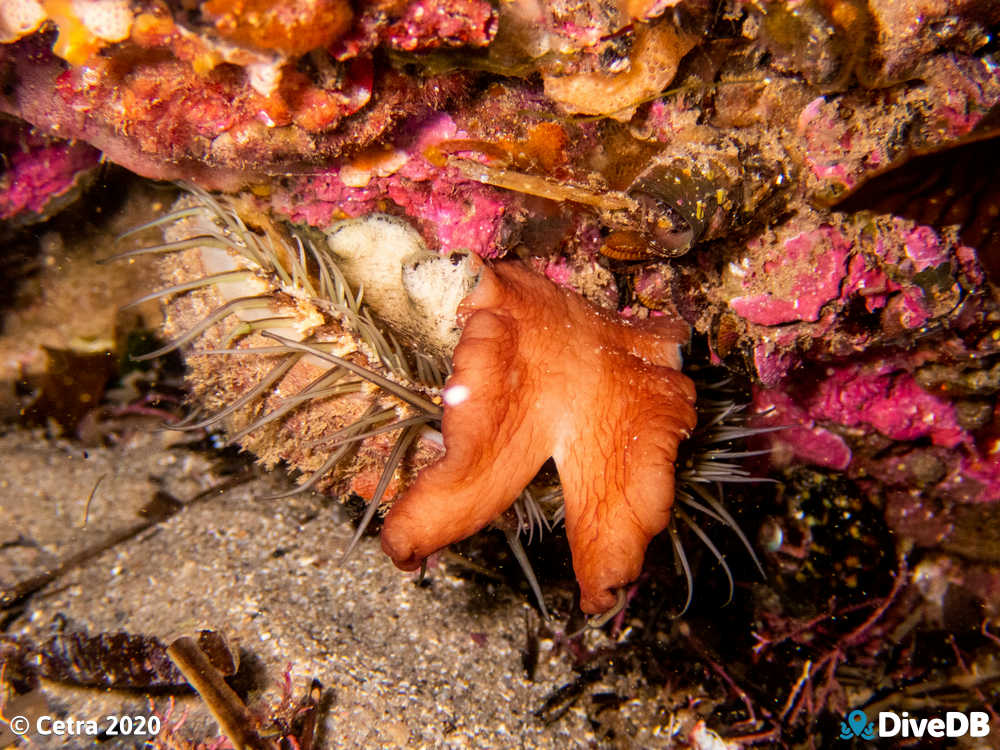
[3, 0, 1000, 745]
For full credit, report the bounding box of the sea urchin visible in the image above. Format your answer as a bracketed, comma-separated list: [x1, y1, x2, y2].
[119, 186, 776, 616]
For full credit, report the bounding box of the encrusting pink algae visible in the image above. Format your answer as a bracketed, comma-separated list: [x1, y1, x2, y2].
[3, 0, 1000, 745]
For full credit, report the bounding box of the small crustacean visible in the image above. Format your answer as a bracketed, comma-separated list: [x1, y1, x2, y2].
[438, 125, 792, 261]
[116, 186, 770, 617]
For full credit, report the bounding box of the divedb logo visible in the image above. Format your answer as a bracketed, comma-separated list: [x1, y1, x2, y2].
[839, 708, 991, 740]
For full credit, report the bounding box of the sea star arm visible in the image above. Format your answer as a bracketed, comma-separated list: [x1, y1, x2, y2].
[557, 360, 696, 613]
[381, 261, 697, 613]
[380, 304, 555, 570]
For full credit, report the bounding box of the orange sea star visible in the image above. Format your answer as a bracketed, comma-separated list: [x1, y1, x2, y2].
[381, 261, 697, 613]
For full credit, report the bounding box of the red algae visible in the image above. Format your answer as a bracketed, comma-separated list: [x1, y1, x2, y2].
[271, 113, 515, 256]
[730, 226, 851, 325]
[810, 364, 968, 448]
[331, 0, 496, 58]
[0, 120, 98, 222]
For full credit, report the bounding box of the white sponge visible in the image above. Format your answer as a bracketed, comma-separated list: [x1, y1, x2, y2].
[324, 214, 480, 357]
[0, 0, 45, 43]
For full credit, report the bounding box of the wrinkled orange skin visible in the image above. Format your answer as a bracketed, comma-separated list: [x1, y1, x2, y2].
[381, 261, 697, 613]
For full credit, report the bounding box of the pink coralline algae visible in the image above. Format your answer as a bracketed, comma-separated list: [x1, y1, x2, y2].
[753, 389, 853, 471]
[755, 357, 975, 476]
[714, 203, 999, 504]
[755, 357, 998, 503]
[542, 256, 574, 286]
[272, 113, 514, 257]
[383, 0, 497, 51]
[806, 363, 968, 449]
[729, 225, 851, 326]
[720, 211, 979, 383]
[0, 120, 99, 223]
[796, 96, 861, 188]
[795, 54, 1000, 200]
[331, 0, 496, 58]
[903, 224, 951, 271]
[279, 165, 509, 256]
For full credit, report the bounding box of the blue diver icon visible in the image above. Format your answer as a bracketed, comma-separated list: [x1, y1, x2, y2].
[839, 709, 876, 740]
